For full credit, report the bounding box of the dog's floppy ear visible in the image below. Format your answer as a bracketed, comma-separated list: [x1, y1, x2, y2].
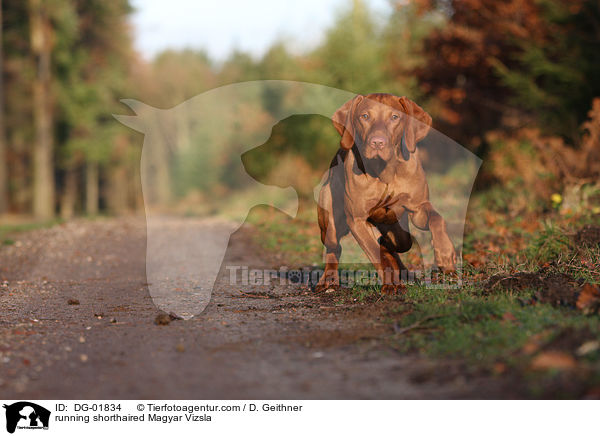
[398, 97, 432, 153]
[332, 95, 364, 150]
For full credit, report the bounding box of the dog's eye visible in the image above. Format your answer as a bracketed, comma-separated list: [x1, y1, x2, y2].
[391, 114, 400, 121]
[361, 113, 369, 120]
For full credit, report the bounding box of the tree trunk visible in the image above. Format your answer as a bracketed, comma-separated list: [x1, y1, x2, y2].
[59, 166, 77, 220]
[29, 0, 55, 219]
[0, 0, 9, 214]
[86, 161, 98, 215]
[132, 158, 144, 211]
[12, 136, 28, 213]
[107, 165, 128, 215]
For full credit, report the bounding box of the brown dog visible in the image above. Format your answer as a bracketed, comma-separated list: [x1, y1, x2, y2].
[316, 93, 456, 294]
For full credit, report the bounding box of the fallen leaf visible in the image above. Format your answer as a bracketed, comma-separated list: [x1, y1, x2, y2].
[576, 284, 600, 314]
[493, 362, 507, 374]
[522, 331, 551, 355]
[530, 351, 576, 371]
[463, 253, 482, 268]
[502, 312, 517, 322]
[576, 340, 600, 357]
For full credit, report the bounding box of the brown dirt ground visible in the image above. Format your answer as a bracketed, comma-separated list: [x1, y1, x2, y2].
[0, 217, 508, 399]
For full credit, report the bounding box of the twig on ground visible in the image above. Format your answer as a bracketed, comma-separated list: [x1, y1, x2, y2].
[393, 314, 445, 335]
[232, 291, 276, 299]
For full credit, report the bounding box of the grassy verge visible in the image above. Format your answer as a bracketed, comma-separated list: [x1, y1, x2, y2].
[246, 205, 323, 265]
[250, 197, 600, 398]
[0, 219, 64, 246]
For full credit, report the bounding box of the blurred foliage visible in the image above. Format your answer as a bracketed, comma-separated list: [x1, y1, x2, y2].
[0, 0, 598, 217]
[416, 0, 600, 147]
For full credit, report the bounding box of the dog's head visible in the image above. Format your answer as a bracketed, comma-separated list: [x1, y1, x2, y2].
[332, 93, 432, 163]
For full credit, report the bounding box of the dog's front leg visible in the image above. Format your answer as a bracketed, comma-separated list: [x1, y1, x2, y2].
[316, 203, 343, 292]
[347, 218, 404, 294]
[410, 202, 456, 272]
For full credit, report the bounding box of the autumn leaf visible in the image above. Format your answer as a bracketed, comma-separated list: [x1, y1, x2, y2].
[576, 284, 600, 315]
[522, 330, 552, 355]
[530, 351, 577, 371]
[501, 312, 517, 323]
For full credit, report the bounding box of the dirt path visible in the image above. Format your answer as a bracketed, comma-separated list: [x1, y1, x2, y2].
[0, 218, 503, 399]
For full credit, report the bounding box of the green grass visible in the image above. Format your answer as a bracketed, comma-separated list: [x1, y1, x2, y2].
[521, 224, 600, 282]
[0, 219, 63, 245]
[388, 283, 596, 361]
[525, 224, 574, 264]
[247, 205, 323, 265]
[330, 277, 600, 397]
[345, 282, 380, 303]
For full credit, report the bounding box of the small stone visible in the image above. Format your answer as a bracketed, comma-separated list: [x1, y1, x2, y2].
[67, 298, 80, 305]
[79, 354, 88, 362]
[175, 343, 185, 353]
[154, 314, 171, 325]
[79, 336, 85, 343]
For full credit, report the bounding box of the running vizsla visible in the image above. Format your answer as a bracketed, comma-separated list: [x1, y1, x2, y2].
[316, 93, 456, 294]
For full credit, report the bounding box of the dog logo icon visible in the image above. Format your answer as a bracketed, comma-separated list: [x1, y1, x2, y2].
[3, 402, 50, 433]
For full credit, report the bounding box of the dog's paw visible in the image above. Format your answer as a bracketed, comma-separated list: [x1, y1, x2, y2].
[314, 275, 340, 293]
[380, 283, 406, 295]
[433, 237, 457, 273]
[314, 283, 340, 293]
[435, 251, 456, 273]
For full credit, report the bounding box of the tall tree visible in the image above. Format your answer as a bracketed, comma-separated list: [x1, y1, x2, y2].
[54, 0, 135, 216]
[492, 0, 600, 140]
[28, 0, 54, 219]
[313, 0, 387, 93]
[0, 0, 8, 214]
[383, 1, 442, 102]
[415, 0, 600, 146]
